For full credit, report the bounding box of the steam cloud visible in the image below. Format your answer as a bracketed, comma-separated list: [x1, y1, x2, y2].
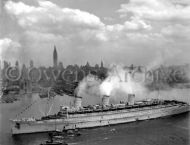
[77, 74, 102, 97]
[77, 65, 147, 102]
[100, 65, 146, 96]
[76, 64, 190, 104]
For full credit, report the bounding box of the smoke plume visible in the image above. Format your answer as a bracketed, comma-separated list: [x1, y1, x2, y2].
[100, 65, 147, 101]
[77, 65, 147, 102]
[76, 74, 102, 97]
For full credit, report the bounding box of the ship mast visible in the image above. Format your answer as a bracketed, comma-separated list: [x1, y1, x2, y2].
[157, 88, 159, 99]
[45, 87, 54, 116]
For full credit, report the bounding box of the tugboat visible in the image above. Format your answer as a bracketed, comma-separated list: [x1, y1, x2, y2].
[49, 129, 81, 139]
[40, 137, 68, 145]
[40, 141, 67, 145]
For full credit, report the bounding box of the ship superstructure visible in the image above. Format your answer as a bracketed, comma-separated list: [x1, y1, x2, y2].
[10, 94, 189, 135]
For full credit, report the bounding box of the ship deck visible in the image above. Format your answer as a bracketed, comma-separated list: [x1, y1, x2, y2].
[39, 100, 187, 120]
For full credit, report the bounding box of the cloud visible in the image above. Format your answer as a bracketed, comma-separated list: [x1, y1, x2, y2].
[161, 24, 190, 40]
[5, 1, 104, 34]
[114, 0, 190, 65]
[103, 17, 114, 22]
[2, 0, 190, 66]
[124, 17, 152, 30]
[4, 0, 152, 42]
[118, 0, 190, 21]
[24, 30, 64, 42]
[0, 38, 21, 61]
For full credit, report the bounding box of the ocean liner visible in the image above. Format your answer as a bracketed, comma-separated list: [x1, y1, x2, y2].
[10, 94, 189, 135]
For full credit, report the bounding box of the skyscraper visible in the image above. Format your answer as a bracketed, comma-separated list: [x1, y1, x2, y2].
[30, 60, 34, 68]
[101, 60, 104, 68]
[53, 45, 58, 67]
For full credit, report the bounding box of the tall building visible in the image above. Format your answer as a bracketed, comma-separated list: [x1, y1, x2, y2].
[30, 60, 34, 68]
[58, 62, 64, 69]
[53, 45, 58, 67]
[86, 61, 90, 67]
[15, 60, 19, 67]
[101, 60, 104, 68]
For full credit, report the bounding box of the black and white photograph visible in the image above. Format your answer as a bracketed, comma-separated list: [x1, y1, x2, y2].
[0, 0, 190, 145]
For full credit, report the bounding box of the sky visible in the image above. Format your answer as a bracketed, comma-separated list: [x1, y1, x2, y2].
[0, 0, 190, 67]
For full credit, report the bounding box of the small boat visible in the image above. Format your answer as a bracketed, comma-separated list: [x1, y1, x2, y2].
[40, 140, 68, 145]
[52, 135, 65, 140]
[49, 129, 81, 138]
[66, 129, 81, 137]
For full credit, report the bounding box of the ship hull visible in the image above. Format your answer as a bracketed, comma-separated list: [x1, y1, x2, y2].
[11, 104, 189, 135]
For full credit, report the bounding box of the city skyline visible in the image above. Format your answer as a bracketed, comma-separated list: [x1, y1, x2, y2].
[0, 45, 106, 68]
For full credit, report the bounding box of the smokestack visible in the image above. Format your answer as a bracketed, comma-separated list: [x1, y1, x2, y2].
[74, 96, 82, 109]
[128, 94, 135, 105]
[102, 95, 109, 106]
